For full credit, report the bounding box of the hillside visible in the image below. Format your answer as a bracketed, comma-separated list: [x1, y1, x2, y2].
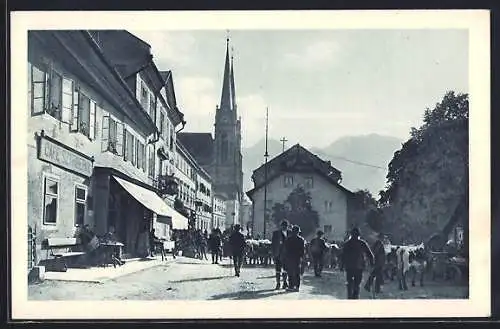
[242, 134, 403, 196]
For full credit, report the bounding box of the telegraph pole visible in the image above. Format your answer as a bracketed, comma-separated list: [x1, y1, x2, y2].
[263, 106, 269, 239]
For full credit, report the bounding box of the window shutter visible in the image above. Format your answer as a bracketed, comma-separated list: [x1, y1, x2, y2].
[136, 74, 141, 99]
[31, 65, 46, 115]
[101, 115, 109, 152]
[44, 66, 51, 111]
[136, 142, 140, 169]
[70, 86, 79, 132]
[28, 63, 32, 114]
[131, 136, 136, 166]
[142, 144, 146, 172]
[61, 78, 73, 123]
[123, 129, 128, 161]
[116, 122, 124, 156]
[89, 100, 96, 140]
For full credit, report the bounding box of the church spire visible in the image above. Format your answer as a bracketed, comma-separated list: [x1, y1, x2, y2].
[219, 36, 234, 111]
[230, 46, 237, 112]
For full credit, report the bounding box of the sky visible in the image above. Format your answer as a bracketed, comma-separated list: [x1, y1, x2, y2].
[130, 29, 468, 150]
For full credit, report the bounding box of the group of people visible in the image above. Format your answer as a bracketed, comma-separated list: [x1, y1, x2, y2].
[267, 220, 387, 298]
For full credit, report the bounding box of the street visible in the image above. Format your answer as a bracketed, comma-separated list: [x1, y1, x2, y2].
[29, 257, 468, 300]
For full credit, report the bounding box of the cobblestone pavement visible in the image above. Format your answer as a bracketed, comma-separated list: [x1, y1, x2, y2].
[29, 257, 468, 300]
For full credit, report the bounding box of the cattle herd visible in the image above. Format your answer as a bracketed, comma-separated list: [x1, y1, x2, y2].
[242, 238, 467, 291]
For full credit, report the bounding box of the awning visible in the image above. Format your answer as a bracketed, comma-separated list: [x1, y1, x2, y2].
[112, 176, 189, 229]
[157, 212, 189, 230]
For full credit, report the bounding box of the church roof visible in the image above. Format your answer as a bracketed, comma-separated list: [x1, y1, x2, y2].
[246, 143, 352, 199]
[177, 133, 214, 165]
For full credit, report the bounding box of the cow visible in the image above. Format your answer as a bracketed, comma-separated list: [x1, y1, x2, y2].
[393, 243, 429, 290]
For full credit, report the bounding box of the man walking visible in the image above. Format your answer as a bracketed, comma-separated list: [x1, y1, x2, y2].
[284, 225, 306, 292]
[340, 227, 375, 299]
[228, 224, 246, 277]
[271, 220, 292, 289]
[309, 230, 328, 277]
[208, 229, 222, 264]
[364, 233, 387, 294]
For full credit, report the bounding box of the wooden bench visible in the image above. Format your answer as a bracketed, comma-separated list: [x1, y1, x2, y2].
[47, 237, 85, 272]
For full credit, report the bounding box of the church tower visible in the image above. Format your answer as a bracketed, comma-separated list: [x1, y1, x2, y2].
[213, 37, 244, 204]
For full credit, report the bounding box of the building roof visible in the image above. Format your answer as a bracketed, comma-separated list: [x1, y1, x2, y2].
[246, 143, 352, 199]
[177, 133, 214, 165]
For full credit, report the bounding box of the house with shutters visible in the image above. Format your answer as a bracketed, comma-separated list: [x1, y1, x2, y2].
[27, 30, 189, 265]
[246, 144, 356, 241]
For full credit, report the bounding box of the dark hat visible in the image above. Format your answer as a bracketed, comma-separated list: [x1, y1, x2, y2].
[317, 230, 324, 236]
[280, 220, 289, 227]
[234, 224, 241, 231]
[351, 227, 360, 237]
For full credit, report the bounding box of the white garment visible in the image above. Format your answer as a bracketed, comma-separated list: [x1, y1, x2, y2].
[282, 230, 287, 238]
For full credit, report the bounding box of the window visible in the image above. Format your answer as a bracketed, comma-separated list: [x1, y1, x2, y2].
[284, 175, 294, 188]
[75, 186, 87, 226]
[124, 130, 133, 162]
[148, 146, 155, 177]
[30, 64, 47, 115]
[324, 225, 332, 235]
[169, 124, 174, 151]
[43, 177, 59, 225]
[149, 94, 156, 118]
[221, 133, 228, 162]
[140, 81, 149, 110]
[305, 176, 314, 189]
[77, 93, 96, 139]
[101, 116, 123, 155]
[325, 201, 333, 213]
[160, 111, 165, 137]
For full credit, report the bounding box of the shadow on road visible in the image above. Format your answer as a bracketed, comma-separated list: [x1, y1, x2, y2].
[209, 288, 288, 300]
[169, 275, 233, 283]
[301, 270, 346, 299]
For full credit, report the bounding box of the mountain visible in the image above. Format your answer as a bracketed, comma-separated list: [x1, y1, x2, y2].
[242, 134, 403, 197]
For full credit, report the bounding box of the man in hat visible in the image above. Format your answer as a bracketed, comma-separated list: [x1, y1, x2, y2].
[284, 225, 306, 292]
[228, 224, 246, 277]
[271, 219, 292, 289]
[340, 227, 374, 299]
[309, 230, 329, 277]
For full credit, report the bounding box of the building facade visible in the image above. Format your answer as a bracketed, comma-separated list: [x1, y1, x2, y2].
[240, 197, 253, 235]
[27, 30, 188, 265]
[175, 140, 198, 227]
[177, 38, 244, 228]
[212, 194, 227, 230]
[195, 168, 213, 232]
[246, 144, 355, 241]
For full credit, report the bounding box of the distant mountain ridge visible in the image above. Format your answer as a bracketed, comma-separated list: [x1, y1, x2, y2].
[242, 134, 403, 197]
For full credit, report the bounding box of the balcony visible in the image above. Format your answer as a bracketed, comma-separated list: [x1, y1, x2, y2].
[157, 174, 179, 196]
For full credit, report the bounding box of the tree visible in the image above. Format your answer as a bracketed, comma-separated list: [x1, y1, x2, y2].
[379, 91, 469, 244]
[271, 186, 320, 238]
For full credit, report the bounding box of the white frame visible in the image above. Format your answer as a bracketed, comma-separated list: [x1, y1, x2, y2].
[41, 172, 60, 227]
[74, 183, 88, 227]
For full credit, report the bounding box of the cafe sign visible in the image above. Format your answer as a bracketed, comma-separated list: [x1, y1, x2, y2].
[37, 132, 94, 177]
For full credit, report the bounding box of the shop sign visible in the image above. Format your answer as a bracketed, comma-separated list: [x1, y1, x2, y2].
[38, 133, 93, 177]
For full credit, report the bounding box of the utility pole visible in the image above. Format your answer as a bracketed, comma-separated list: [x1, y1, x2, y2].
[263, 106, 269, 239]
[280, 137, 288, 153]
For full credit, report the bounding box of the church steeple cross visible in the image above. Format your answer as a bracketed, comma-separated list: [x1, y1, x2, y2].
[280, 137, 288, 153]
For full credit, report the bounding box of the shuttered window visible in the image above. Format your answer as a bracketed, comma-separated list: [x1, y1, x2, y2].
[101, 115, 123, 156]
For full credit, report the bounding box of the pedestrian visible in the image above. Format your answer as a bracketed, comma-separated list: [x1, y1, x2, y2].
[364, 233, 387, 294]
[208, 229, 222, 264]
[309, 230, 328, 277]
[340, 227, 375, 299]
[271, 219, 292, 289]
[284, 225, 305, 292]
[228, 224, 246, 277]
[200, 231, 208, 261]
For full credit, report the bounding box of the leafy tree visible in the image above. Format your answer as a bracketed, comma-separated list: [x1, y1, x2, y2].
[271, 186, 320, 238]
[379, 91, 469, 244]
